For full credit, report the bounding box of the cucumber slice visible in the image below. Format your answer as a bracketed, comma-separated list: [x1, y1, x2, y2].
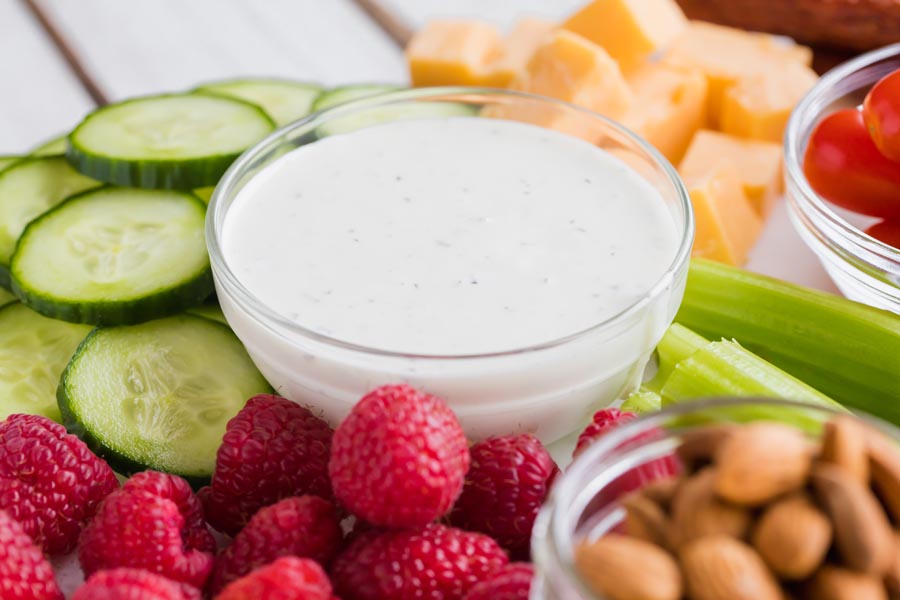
[68, 93, 276, 189]
[0, 288, 13, 307]
[316, 101, 478, 138]
[192, 186, 214, 203]
[0, 303, 91, 421]
[311, 84, 404, 112]
[58, 314, 271, 483]
[0, 156, 100, 288]
[31, 135, 68, 156]
[11, 187, 212, 325]
[196, 78, 323, 127]
[186, 303, 228, 325]
[0, 156, 19, 172]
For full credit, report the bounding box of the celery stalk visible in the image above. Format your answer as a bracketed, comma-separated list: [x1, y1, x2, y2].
[676, 259, 900, 423]
[621, 388, 662, 414]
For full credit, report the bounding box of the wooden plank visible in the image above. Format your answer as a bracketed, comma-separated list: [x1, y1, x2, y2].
[377, 0, 584, 31]
[35, 0, 407, 102]
[0, 0, 94, 153]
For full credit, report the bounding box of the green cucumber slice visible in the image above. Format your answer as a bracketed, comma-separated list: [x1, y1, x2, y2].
[31, 135, 68, 156]
[192, 186, 214, 203]
[0, 288, 14, 307]
[0, 156, 19, 172]
[68, 93, 276, 189]
[0, 303, 91, 421]
[316, 101, 478, 138]
[186, 303, 228, 325]
[311, 83, 404, 112]
[0, 156, 100, 288]
[11, 187, 212, 325]
[58, 314, 271, 483]
[196, 78, 323, 127]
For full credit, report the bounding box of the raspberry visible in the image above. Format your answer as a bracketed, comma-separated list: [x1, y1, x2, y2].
[0, 414, 118, 554]
[573, 408, 636, 457]
[79, 471, 215, 589]
[463, 562, 534, 600]
[0, 510, 62, 600]
[328, 384, 469, 527]
[209, 495, 342, 594]
[72, 569, 201, 600]
[201, 394, 334, 536]
[331, 523, 508, 600]
[215, 557, 332, 600]
[449, 434, 559, 558]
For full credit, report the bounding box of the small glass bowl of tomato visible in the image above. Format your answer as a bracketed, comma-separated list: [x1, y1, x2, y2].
[786, 44, 900, 314]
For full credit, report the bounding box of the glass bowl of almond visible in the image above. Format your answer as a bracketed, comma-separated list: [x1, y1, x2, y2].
[531, 398, 900, 600]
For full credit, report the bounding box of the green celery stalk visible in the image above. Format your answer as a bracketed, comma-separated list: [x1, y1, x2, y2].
[676, 259, 900, 423]
[621, 388, 662, 414]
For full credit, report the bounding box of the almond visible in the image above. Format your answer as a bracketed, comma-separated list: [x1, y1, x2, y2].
[806, 565, 888, 600]
[715, 422, 812, 506]
[669, 467, 751, 549]
[752, 493, 832, 580]
[677, 423, 736, 468]
[622, 492, 669, 548]
[641, 477, 681, 509]
[884, 532, 900, 597]
[812, 462, 895, 575]
[680, 535, 784, 600]
[575, 533, 682, 600]
[869, 432, 900, 522]
[822, 416, 869, 484]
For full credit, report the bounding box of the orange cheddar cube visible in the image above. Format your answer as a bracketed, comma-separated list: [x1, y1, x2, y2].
[719, 62, 819, 143]
[666, 21, 814, 126]
[486, 18, 557, 88]
[622, 60, 708, 164]
[685, 161, 763, 266]
[562, 0, 688, 70]
[406, 20, 503, 87]
[511, 30, 633, 121]
[679, 130, 783, 217]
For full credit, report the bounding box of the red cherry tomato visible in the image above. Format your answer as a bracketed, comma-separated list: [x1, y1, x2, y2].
[863, 68, 900, 162]
[803, 108, 900, 219]
[866, 220, 900, 249]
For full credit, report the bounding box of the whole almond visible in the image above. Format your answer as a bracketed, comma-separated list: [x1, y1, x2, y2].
[715, 422, 812, 506]
[680, 535, 784, 600]
[868, 432, 900, 522]
[669, 467, 752, 549]
[575, 533, 682, 600]
[752, 494, 832, 579]
[641, 477, 681, 508]
[806, 566, 888, 600]
[677, 424, 736, 468]
[811, 463, 895, 575]
[821, 416, 869, 484]
[622, 492, 669, 548]
[884, 532, 900, 597]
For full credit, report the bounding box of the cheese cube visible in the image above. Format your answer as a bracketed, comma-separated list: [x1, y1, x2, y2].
[622, 60, 708, 164]
[562, 0, 688, 70]
[679, 130, 783, 217]
[486, 18, 557, 88]
[685, 161, 763, 266]
[666, 22, 814, 126]
[511, 30, 633, 121]
[719, 62, 819, 143]
[406, 20, 503, 87]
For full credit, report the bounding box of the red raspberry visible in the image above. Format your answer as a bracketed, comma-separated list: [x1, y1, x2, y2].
[0, 414, 118, 554]
[215, 557, 332, 600]
[331, 523, 508, 600]
[0, 510, 62, 600]
[328, 384, 469, 527]
[79, 471, 215, 589]
[464, 562, 534, 600]
[449, 434, 559, 558]
[209, 495, 342, 594]
[72, 569, 201, 600]
[201, 394, 334, 536]
[573, 408, 636, 457]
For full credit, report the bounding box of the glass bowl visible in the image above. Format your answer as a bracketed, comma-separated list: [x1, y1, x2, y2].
[206, 88, 693, 443]
[531, 397, 900, 599]
[785, 44, 900, 313]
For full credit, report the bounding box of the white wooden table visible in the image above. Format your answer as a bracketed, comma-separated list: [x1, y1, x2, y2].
[3, 0, 837, 590]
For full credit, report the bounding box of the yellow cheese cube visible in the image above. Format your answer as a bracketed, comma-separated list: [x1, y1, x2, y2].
[685, 161, 763, 266]
[511, 30, 633, 121]
[486, 18, 557, 88]
[562, 0, 688, 70]
[622, 60, 708, 164]
[406, 20, 503, 87]
[666, 21, 814, 126]
[679, 130, 783, 217]
[719, 62, 819, 143]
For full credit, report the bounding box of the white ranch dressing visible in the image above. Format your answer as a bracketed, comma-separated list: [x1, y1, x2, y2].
[223, 117, 678, 355]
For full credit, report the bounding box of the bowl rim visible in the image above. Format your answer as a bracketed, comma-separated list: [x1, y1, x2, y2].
[206, 86, 695, 361]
